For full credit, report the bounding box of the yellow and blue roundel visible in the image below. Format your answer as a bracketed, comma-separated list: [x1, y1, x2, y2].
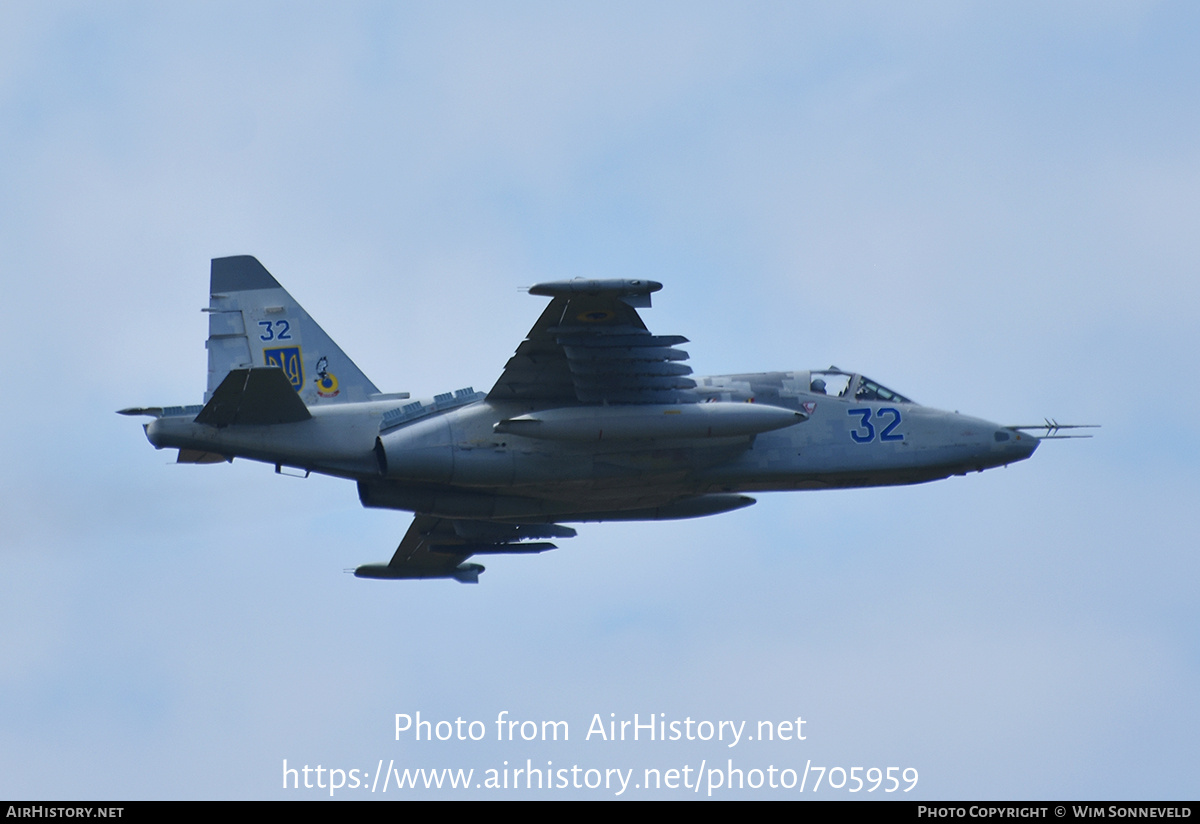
[263, 347, 304, 391]
[316, 370, 339, 397]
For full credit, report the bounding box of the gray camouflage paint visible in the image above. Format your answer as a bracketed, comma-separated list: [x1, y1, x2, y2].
[129, 257, 1038, 581]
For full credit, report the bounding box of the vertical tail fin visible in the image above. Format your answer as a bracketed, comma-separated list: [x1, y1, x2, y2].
[205, 256, 380, 404]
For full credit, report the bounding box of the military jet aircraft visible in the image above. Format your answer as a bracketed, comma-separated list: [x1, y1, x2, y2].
[122, 256, 1081, 583]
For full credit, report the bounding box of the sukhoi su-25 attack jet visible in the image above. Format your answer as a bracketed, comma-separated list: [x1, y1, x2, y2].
[122, 256, 1089, 583]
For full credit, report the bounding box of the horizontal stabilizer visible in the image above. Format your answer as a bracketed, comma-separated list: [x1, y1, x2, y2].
[194, 367, 312, 427]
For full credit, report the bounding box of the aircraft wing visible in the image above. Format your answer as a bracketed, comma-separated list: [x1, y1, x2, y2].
[353, 516, 572, 584]
[487, 279, 698, 405]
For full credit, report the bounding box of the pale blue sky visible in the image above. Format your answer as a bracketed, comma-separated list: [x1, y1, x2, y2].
[1, 2, 1197, 799]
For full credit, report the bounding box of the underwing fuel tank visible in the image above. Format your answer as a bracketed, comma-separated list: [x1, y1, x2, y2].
[492, 402, 806, 441]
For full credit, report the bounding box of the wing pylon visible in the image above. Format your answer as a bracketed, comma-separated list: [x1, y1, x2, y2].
[353, 517, 577, 584]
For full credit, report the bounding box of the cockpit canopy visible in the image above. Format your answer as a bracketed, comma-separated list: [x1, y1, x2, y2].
[806, 369, 914, 404]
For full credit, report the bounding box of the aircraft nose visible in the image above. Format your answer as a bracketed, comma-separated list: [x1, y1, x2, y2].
[998, 427, 1039, 461]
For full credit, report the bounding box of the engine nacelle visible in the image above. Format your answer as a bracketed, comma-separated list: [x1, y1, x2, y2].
[375, 415, 518, 486]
